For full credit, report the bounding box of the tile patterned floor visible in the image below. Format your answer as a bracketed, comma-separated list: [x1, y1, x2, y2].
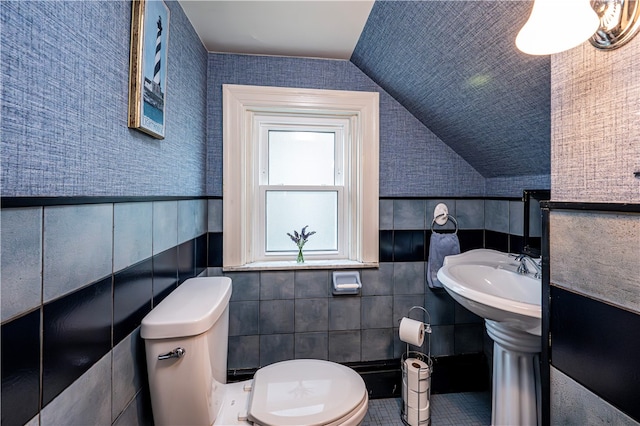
[362, 392, 491, 426]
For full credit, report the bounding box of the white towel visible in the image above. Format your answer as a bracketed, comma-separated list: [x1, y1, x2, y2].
[427, 232, 460, 289]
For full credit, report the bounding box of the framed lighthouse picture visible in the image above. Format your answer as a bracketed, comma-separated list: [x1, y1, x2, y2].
[128, 0, 170, 139]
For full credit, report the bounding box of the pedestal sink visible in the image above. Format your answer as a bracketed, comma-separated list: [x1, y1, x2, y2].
[437, 249, 542, 426]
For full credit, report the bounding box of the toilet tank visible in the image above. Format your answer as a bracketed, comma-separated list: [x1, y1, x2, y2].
[141, 277, 232, 426]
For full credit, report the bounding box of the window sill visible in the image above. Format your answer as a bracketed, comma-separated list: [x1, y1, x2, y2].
[223, 259, 379, 272]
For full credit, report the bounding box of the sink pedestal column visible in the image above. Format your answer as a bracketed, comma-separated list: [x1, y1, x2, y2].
[485, 320, 541, 426]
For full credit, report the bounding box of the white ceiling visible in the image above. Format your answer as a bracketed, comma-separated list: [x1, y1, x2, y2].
[178, 0, 375, 60]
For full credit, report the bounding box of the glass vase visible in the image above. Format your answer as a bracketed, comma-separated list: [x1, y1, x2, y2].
[297, 247, 304, 263]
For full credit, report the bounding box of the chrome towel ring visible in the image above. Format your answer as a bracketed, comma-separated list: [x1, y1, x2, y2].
[430, 202, 459, 235]
[430, 213, 458, 234]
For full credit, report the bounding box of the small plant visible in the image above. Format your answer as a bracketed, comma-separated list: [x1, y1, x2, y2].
[287, 225, 316, 263]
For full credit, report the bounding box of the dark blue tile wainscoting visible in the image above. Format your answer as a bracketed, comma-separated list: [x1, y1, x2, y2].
[113, 259, 153, 346]
[208, 231, 223, 267]
[152, 247, 180, 306]
[1, 198, 207, 426]
[379, 229, 487, 262]
[215, 197, 529, 398]
[1, 310, 40, 426]
[551, 286, 640, 422]
[1, 196, 530, 425]
[542, 203, 640, 425]
[42, 276, 112, 406]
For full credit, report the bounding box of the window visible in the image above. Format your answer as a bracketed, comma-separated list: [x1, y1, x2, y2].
[222, 85, 379, 270]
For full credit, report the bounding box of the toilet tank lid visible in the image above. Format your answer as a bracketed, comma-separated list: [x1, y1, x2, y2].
[141, 277, 232, 339]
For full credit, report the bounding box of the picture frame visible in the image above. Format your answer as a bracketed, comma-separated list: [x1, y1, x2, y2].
[128, 0, 170, 139]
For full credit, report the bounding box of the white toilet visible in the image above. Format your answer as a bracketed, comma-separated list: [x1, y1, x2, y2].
[141, 277, 369, 426]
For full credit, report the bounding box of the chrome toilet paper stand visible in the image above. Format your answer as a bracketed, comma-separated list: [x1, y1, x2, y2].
[401, 306, 433, 426]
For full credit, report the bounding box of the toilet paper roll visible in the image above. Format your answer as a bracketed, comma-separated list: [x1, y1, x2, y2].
[399, 317, 424, 346]
[405, 358, 430, 392]
[406, 404, 430, 426]
[335, 283, 360, 290]
[402, 384, 429, 410]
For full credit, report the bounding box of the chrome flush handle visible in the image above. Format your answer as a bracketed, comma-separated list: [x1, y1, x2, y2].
[158, 347, 186, 361]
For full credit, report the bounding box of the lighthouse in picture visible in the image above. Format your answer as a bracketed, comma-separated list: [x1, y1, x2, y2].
[143, 16, 164, 111]
[153, 16, 162, 86]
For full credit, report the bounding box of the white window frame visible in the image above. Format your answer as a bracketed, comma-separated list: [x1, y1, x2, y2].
[222, 84, 379, 270]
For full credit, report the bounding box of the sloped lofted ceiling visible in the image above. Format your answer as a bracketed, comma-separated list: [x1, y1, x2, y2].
[181, 0, 550, 180]
[351, 1, 550, 179]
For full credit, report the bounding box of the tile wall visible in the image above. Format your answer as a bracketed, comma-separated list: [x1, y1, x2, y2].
[548, 209, 640, 423]
[207, 197, 529, 371]
[2, 196, 530, 426]
[0, 199, 207, 426]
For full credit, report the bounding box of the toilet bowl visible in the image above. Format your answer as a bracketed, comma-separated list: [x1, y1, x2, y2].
[141, 277, 368, 426]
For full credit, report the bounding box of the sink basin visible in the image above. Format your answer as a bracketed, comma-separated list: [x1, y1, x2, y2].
[437, 249, 541, 336]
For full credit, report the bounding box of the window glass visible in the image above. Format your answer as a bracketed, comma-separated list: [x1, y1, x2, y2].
[265, 191, 338, 252]
[267, 131, 335, 185]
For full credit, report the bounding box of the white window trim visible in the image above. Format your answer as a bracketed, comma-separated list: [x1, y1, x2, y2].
[222, 84, 379, 271]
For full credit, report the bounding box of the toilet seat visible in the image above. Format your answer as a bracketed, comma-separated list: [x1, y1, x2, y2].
[247, 359, 368, 426]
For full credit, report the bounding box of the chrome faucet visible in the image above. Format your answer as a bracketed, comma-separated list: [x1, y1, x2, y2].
[515, 254, 542, 279]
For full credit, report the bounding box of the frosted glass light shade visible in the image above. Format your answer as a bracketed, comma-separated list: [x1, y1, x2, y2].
[516, 0, 600, 55]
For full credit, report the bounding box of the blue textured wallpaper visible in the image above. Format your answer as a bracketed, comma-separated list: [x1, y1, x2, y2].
[2, 0, 548, 198]
[207, 53, 485, 197]
[486, 174, 550, 197]
[351, 1, 551, 179]
[1, 1, 207, 196]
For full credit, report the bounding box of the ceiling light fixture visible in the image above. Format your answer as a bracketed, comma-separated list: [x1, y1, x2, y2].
[516, 0, 640, 55]
[590, 0, 640, 49]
